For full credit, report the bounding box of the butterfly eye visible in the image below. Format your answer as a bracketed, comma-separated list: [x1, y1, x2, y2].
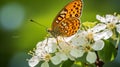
[47, 28, 52, 32]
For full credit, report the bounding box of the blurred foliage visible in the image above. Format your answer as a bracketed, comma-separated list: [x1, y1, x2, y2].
[0, 0, 120, 67]
[98, 40, 117, 62]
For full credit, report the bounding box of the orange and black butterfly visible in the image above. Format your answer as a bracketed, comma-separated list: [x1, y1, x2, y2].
[48, 0, 83, 38]
[31, 0, 83, 38]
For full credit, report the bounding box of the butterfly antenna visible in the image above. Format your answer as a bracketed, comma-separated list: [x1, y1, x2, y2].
[30, 19, 48, 29]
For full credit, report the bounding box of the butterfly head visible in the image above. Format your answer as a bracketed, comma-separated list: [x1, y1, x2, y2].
[47, 28, 58, 38]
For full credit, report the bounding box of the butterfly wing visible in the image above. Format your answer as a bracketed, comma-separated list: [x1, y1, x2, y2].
[51, 0, 82, 37]
[58, 18, 80, 36]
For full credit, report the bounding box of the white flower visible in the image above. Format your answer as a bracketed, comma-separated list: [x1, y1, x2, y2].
[96, 14, 120, 23]
[96, 14, 120, 35]
[50, 39, 76, 65]
[28, 38, 57, 67]
[70, 30, 104, 63]
[59, 40, 76, 61]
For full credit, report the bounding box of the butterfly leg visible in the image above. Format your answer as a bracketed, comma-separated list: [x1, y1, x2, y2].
[62, 37, 70, 46]
[56, 37, 62, 50]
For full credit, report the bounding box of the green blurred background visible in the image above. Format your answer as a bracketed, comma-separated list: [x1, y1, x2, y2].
[0, 0, 120, 67]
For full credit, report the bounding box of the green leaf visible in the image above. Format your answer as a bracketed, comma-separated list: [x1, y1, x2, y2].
[76, 53, 87, 63]
[98, 40, 117, 62]
[72, 61, 96, 67]
[103, 61, 120, 67]
[72, 61, 82, 67]
[61, 59, 74, 67]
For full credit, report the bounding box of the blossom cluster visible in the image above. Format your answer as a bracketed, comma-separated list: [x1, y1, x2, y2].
[28, 14, 120, 67]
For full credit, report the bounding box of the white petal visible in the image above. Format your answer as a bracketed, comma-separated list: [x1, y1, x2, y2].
[94, 32, 106, 41]
[38, 38, 57, 53]
[51, 55, 62, 65]
[56, 52, 68, 61]
[45, 43, 57, 53]
[67, 53, 75, 61]
[48, 38, 57, 44]
[35, 45, 47, 57]
[35, 49, 42, 56]
[86, 52, 97, 63]
[106, 15, 118, 23]
[28, 56, 40, 67]
[92, 40, 104, 51]
[106, 15, 114, 22]
[116, 24, 120, 33]
[59, 41, 70, 50]
[70, 49, 84, 58]
[36, 38, 51, 49]
[94, 29, 112, 41]
[96, 15, 107, 23]
[45, 46, 52, 53]
[103, 29, 113, 39]
[41, 62, 49, 67]
[63, 34, 75, 42]
[36, 41, 44, 49]
[70, 32, 87, 46]
[47, 38, 57, 47]
[92, 23, 106, 33]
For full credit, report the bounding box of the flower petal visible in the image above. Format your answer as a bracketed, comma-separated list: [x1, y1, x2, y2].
[51, 55, 62, 65]
[56, 52, 68, 61]
[36, 41, 44, 49]
[92, 23, 106, 33]
[70, 31, 87, 46]
[41, 62, 49, 67]
[28, 56, 40, 67]
[116, 24, 120, 33]
[94, 29, 112, 41]
[70, 49, 84, 58]
[45, 43, 57, 53]
[94, 32, 106, 41]
[92, 40, 104, 51]
[63, 34, 75, 42]
[86, 52, 97, 63]
[67, 53, 75, 61]
[102, 29, 113, 39]
[106, 15, 118, 23]
[96, 15, 107, 23]
[49, 52, 68, 63]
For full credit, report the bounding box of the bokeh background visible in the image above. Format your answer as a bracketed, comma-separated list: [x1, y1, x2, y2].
[0, 0, 120, 67]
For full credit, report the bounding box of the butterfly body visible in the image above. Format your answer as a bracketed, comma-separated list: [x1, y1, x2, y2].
[48, 0, 82, 38]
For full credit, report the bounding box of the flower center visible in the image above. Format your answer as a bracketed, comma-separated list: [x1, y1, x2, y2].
[83, 44, 92, 52]
[86, 32, 94, 42]
[44, 54, 51, 62]
[107, 23, 115, 30]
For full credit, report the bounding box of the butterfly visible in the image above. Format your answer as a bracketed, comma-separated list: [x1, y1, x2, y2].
[48, 0, 83, 38]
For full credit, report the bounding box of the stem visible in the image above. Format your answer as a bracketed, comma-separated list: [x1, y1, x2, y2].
[95, 52, 104, 67]
[115, 35, 120, 48]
